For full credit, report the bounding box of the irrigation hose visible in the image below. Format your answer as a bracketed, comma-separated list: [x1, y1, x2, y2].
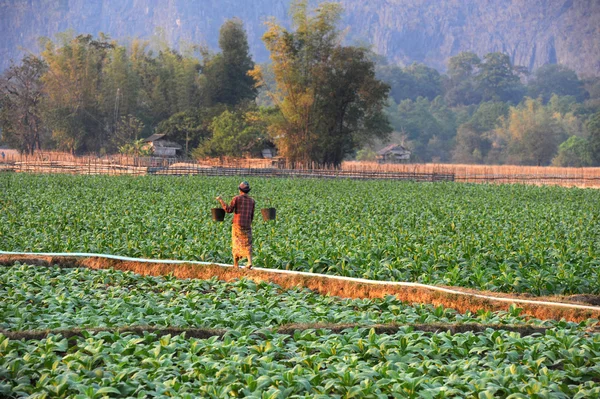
[2, 250, 600, 312]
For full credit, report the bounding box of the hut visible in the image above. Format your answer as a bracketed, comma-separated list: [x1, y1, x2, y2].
[143, 134, 182, 157]
[261, 148, 275, 159]
[376, 144, 411, 163]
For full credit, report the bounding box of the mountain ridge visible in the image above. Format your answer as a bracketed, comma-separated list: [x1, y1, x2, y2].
[1, 0, 598, 75]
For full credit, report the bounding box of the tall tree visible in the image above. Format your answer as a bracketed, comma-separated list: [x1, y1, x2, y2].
[476, 53, 526, 104]
[195, 109, 264, 158]
[494, 98, 564, 165]
[252, 0, 390, 166]
[444, 52, 482, 106]
[0, 56, 48, 154]
[156, 106, 225, 156]
[452, 123, 487, 164]
[377, 63, 442, 103]
[42, 34, 113, 153]
[588, 112, 600, 165]
[100, 44, 140, 144]
[528, 64, 588, 103]
[468, 101, 509, 132]
[552, 136, 593, 167]
[203, 19, 256, 107]
[386, 96, 456, 162]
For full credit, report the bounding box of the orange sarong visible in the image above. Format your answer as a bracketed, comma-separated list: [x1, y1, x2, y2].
[232, 224, 252, 258]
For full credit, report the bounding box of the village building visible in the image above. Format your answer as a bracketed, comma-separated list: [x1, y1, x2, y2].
[143, 134, 182, 157]
[376, 144, 411, 163]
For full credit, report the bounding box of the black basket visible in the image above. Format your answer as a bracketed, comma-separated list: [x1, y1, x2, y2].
[261, 207, 276, 221]
[211, 208, 226, 222]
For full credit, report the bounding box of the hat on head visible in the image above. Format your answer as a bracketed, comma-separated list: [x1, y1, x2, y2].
[239, 181, 251, 193]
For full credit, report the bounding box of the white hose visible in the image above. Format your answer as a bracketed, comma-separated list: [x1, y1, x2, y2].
[2, 250, 600, 312]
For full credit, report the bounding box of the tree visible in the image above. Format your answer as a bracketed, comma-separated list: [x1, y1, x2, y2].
[155, 107, 223, 156]
[194, 109, 264, 158]
[476, 53, 526, 104]
[203, 19, 257, 107]
[494, 98, 563, 165]
[110, 115, 144, 151]
[552, 136, 593, 167]
[41, 34, 114, 153]
[444, 52, 482, 106]
[315, 46, 391, 165]
[377, 63, 442, 103]
[100, 44, 139, 132]
[588, 112, 600, 165]
[468, 101, 509, 132]
[128, 39, 202, 133]
[119, 138, 153, 156]
[528, 64, 588, 103]
[252, 0, 390, 167]
[452, 123, 488, 164]
[402, 63, 443, 100]
[355, 147, 377, 161]
[0, 56, 47, 154]
[386, 97, 454, 161]
[447, 52, 481, 82]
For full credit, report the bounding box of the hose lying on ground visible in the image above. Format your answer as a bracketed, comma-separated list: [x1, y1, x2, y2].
[2, 250, 600, 314]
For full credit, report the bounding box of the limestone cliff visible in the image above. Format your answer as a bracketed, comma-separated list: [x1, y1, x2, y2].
[1, 0, 598, 75]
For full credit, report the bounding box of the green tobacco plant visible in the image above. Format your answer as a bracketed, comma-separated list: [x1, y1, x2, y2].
[1, 174, 600, 295]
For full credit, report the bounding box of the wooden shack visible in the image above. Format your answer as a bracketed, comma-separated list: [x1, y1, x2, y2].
[376, 144, 411, 163]
[143, 134, 182, 157]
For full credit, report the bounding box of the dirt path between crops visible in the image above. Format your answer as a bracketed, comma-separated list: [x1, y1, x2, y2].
[0, 323, 562, 343]
[2, 255, 600, 323]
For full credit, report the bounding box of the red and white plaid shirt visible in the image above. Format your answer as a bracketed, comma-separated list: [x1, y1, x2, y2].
[223, 194, 255, 228]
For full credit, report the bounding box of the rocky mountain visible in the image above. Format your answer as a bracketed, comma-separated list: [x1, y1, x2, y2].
[1, 0, 599, 76]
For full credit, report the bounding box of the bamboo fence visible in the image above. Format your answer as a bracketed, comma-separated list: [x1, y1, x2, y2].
[1, 151, 600, 187]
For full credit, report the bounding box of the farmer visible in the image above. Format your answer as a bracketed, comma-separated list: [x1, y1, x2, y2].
[216, 181, 255, 269]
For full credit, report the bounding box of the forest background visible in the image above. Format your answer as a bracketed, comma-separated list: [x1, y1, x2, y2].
[1, 0, 600, 168]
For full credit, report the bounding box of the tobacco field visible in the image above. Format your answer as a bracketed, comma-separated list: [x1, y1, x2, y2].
[1, 174, 599, 295]
[1, 265, 599, 398]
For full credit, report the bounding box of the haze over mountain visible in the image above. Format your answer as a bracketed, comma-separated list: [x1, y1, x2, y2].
[1, 0, 599, 75]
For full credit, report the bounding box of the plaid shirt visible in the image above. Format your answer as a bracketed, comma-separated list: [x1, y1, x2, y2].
[224, 194, 255, 228]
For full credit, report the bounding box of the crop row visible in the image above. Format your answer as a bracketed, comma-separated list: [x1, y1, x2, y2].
[1, 174, 599, 295]
[1, 266, 599, 398]
[2, 265, 580, 332]
[2, 326, 600, 398]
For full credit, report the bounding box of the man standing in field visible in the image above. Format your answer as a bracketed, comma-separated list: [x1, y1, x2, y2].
[217, 181, 255, 269]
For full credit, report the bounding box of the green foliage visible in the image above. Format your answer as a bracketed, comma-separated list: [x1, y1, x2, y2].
[203, 19, 257, 106]
[491, 98, 567, 165]
[155, 108, 223, 156]
[444, 52, 482, 106]
[0, 266, 552, 332]
[0, 25, 261, 156]
[0, 26, 595, 167]
[378, 63, 443, 103]
[528, 64, 588, 103]
[110, 115, 144, 151]
[0, 56, 48, 154]
[2, 174, 600, 295]
[451, 123, 488, 164]
[386, 97, 455, 161]
[253, 0, 390, 166]
[468, 101, 509, 132]
[587, 112, 600, 165]
[42, 34, 114, 154]
[194, 109, 264, 158]
[476, 53, 526, 104]
[355, 147, 377, 161]
[118, 138, 153, 156]
[552, 136, 593, 167]
[1, 266, 599, 397]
